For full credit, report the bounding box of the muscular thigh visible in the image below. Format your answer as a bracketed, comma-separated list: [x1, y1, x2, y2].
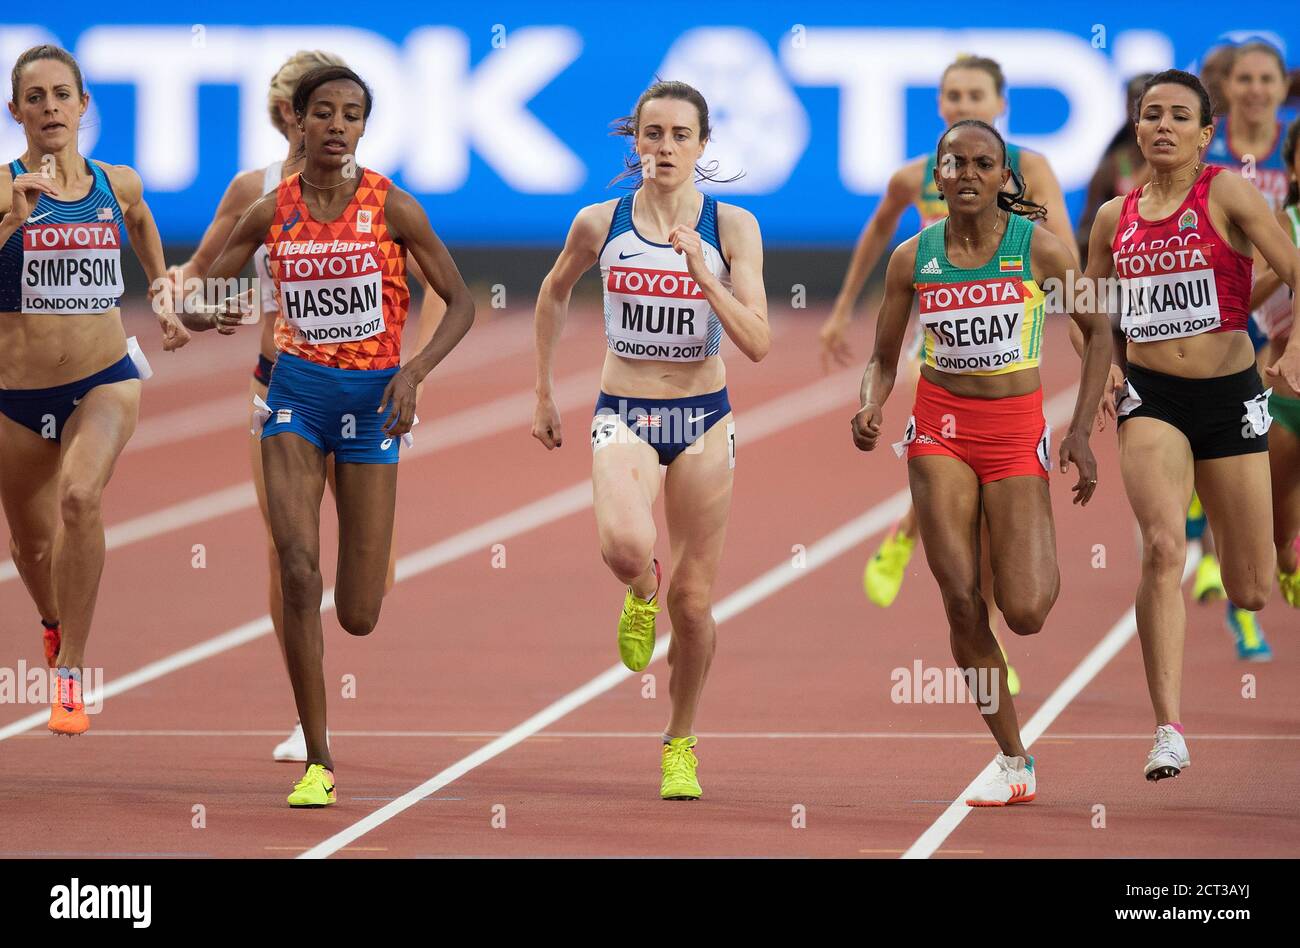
[332, 461, 399, 586]
[1195, 452, 1274, 576]
[260, 431, 328, 561]
[58, 379, 141, 491]
[0, 411, 60, 540]
[981, 475, 1057, 603]
[907, 455, 982, 592]
[663, 414, 734, 580]
[1119, 417, 1195, 541]
[592, 414, 662, 538]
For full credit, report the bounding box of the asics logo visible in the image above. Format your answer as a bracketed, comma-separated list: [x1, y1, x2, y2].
[618, 251, 646, 260]
[281, 209, 301, 231]
[381, 438, 394, 450]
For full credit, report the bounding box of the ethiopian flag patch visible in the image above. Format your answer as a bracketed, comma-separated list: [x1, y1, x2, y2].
[999, 255, 1023, 273]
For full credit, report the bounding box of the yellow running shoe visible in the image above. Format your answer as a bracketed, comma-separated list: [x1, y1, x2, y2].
[661, 736, 701, 800]
[617, 559, 661, 672]
[287, 763, 336, 808]
[1278, 566, 1300, 608]
[1193, 554, 1227, 603]
[864, 527, 916, 607]
[995, 638, 1021, 698]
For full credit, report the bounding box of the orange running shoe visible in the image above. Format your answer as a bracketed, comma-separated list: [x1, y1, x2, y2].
[42, 623, 61, 668]
[49, 671, 89, 736]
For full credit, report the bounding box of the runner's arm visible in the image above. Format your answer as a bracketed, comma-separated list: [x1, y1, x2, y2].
[697, 204, 768, 362]
[534, 203, 607, 400]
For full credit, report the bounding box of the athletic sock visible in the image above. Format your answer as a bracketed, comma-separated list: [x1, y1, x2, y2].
[1165, 722, 1184, 735]
[1023, 755, 1034, 772]
[41, 618, 60, 630]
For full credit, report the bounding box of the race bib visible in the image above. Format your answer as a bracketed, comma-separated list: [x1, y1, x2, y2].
[891, 416, 917, 458]
[603, 265, 712, 362]
[21, 223, 124, 314]
[917, 279, 1027, 373]
[1119, 269, 1221, 342]
[1242, 390, 1273, 439]
[275, 240, 385, 345]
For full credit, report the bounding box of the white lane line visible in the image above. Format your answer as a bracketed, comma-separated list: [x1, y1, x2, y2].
[0, 368, 602, 585]
[901, 552, 1199, 860]
[300, 386, 1083, 859]
[0, 368, 864, 741]
[64, 729, 1300, 740]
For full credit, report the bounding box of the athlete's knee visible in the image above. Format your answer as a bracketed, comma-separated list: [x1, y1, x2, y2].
[666, 583, 713, 635]
[601, 533, 655, 584]
[9, 533, 53, 569]
[278, 551, 323, 605]
[940, 586, 985, 636]
[59, 480, 103, 529]
[1223, 570, 1270, 612]
[1001, 597, 1053, 637]
[1141, 529, 1186, 580]
[337, 603, 379, 637]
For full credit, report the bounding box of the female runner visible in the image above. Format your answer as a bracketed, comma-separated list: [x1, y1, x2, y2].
[1246, 116, 1300, 608]
[822, 54, 1077, 694]
[1198, 41, 1293, 655]
[0, 45, 189, 734]
[532, 80, 769, 800]
[175, 49, 444, 762]
[851, 119, 1112, 805]
[195, 65, 474, 805]
[1084, 70, 1300, 780]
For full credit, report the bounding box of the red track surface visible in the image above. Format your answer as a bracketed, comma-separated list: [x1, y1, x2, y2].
[1, 304, 1296, 858]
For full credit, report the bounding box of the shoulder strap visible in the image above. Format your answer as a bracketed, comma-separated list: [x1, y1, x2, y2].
[600, 192, 635, 253]
[698, 193, 722, 255]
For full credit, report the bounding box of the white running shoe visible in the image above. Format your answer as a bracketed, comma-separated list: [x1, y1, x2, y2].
[272, 722, 330, 763]
[1144, 725, 1190, 781]
[965, 753, 1036, 807]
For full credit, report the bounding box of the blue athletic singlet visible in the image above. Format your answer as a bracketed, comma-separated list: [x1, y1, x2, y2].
[0, 158, 126, 314]
[1205, 119, 1288, 212]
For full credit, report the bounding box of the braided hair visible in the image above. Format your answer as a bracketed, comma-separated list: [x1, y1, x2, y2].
[935, 119, 1047, 221]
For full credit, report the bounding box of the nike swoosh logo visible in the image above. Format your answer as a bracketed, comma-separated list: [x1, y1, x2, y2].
[26, 212, 51, 223]
[618, 251, 646, 260]
[686, 410, 717, 424]
[281, 209, 301, 232]
[72, 396, 83, 406]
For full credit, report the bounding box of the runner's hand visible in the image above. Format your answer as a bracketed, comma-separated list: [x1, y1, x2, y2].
[668, 225, 708, 283]
[851, 403, 883, 451]
[1095, 362, 1124, 432]
[1265, 346, 1300, 394]
[819, 302, 854, 373]
[532, 396, 563, 450]
[3, 173, 59, 224]
[1059, 429, 1098, 506]
[378, 366, 420, 438]
[151, 288, 191, 351]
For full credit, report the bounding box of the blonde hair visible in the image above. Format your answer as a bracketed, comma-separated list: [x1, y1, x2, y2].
[267, 50, 346, 137]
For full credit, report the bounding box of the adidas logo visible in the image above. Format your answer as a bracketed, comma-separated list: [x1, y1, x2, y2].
[920, 257, 942, 275]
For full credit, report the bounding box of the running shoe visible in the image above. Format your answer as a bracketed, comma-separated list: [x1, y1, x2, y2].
[1144, 724, 1190, 781]
[287, 763, 336, 808]
[1225, 603, 1272, 661]
[1279, 541, 1300, 608]
[42, 623, 61, 668]
[617, 559, 661, 673]
[660, 736, 701, 800]
[273, 722, 331, 763]
[996, 638, 1021, 697]
[48, 669, 88, 736]
[863, 526, 916, 607]
[1193, 554, 1227, 602]
[965, 753, 1035, 806]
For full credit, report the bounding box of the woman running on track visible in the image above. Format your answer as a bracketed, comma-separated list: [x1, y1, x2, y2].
[1085, 70, 1300, 781]
[1195, 41, 1293, 658]
[1247, 116, 1300, 608]
[822, 55, 1077, 696]
[195, 65, 475, 806]
[174, 50, 445, 763]
[851, 119, 1112, 806]
[0, 45, 189, 735]
[532, 80, 769, 801]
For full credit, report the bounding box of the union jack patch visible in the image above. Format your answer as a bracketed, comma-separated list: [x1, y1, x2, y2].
[635, 414, 661, 428]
